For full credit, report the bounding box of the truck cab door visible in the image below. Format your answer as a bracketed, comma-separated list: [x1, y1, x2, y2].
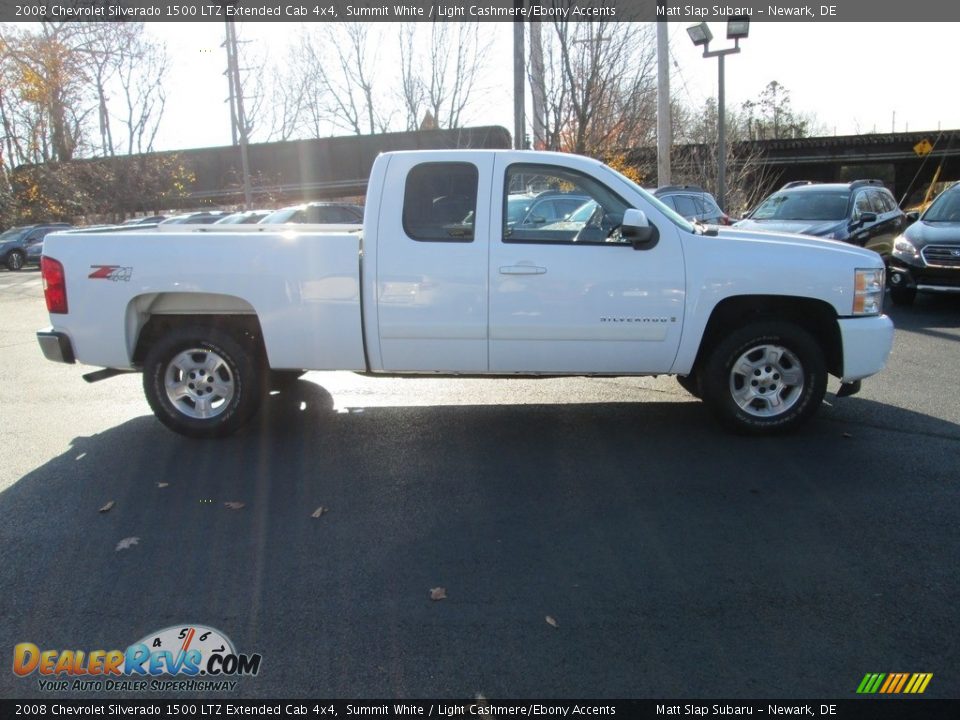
[488, 158, 685, 374]
[373, 154, 493, 372]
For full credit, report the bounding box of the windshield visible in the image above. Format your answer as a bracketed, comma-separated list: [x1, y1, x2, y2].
[0, 227, 29, 243]
[608, 169, 696, 232]
[567, 200, 599, 223]
[922, 187, 960, 223]
[751, 190, 849, 221]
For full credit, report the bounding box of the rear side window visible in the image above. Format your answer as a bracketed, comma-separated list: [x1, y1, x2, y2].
[403, 162, 478, 242]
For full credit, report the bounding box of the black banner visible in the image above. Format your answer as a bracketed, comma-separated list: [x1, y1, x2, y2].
[1, 699, 959, 719]
[3, 0, 960, 23]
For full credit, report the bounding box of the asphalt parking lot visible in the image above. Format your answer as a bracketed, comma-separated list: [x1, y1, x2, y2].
[0, 267, 958, 700]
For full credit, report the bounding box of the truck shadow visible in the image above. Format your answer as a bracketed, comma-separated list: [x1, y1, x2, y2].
[885, 292, 960, 334]
[1, 383, 958, 698]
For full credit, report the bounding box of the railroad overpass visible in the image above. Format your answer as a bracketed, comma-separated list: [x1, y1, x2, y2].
[664, 129, 960, 205]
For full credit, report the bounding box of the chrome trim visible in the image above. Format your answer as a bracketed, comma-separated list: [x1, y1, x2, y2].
[916, 284, 960, 293]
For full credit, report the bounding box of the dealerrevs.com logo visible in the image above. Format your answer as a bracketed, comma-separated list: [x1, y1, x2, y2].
[12, 624, 262, 692]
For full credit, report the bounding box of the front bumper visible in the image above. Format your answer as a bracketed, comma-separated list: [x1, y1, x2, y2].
[837, 315, 894, 382]
[37, 329, 76, 364]
[888, 257, 960, 294]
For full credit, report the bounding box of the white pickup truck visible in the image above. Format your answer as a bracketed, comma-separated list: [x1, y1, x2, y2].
[37, 150, 894, 437]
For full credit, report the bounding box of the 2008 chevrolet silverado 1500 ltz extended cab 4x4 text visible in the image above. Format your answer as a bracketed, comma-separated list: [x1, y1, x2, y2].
[36, 150, 894, 438]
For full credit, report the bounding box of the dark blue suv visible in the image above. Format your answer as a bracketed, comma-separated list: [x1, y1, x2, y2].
[0, 223, 72, 271]
[735, 180, 906, 255]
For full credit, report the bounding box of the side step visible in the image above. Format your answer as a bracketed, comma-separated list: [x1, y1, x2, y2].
[82, 368, 137, 384]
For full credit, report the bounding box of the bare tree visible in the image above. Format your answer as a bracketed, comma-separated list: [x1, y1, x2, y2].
[398, 23, 489, 131]
[270, 24, 389, 138]
[534, 19, 658, 156]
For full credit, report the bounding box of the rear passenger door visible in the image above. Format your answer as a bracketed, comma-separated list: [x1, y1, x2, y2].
[375, 155, 493, 372]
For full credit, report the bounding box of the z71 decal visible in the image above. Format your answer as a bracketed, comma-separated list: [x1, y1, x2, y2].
[89, 265, 133, 282]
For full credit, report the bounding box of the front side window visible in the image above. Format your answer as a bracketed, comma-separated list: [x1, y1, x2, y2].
[673, 195, 699, 219]
[853, 192, 873, 219]
[403, 162, 478, 242]
[503, 164, 630, 245]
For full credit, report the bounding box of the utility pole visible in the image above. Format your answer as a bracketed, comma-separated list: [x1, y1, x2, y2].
[513, 1, 525, 149]
[656, 20, 671, 186]
[224, 20, 253, 209]
[529, 20, 546, 150]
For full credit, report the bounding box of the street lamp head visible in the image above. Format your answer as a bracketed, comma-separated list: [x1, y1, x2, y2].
[727, 16, 750, 40]
[686, 23, 713, 47]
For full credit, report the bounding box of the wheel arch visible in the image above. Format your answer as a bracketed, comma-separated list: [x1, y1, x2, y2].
[692, 295, 842, 379]
[128, 293, 266, 367]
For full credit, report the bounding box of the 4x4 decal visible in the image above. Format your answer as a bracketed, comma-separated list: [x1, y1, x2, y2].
[88, 265, 132, 282]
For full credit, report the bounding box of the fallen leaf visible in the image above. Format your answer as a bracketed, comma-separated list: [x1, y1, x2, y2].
[98, 501, 115, 513]
[115, 537, 139, 551]
[157, 483, 169, 489]
[429, 587, 447, 601]
[545, 615, 558, 628]
[311, 507, 328, 518]
[224, 502, 245, 510]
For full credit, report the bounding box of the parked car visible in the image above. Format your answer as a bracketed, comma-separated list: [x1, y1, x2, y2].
[0, 223, 71, 270]
[121, 215, 167, 226]
[735, 180, 906, 255]
[537, 199, 625, 243]
[517, 190, 591, 227]
[158, 211, 231, 225]
[886, 182, 960, 305]
[654, 185, 731, 225]
[260, 202, 364, 225]
[213, 210, 271, 225]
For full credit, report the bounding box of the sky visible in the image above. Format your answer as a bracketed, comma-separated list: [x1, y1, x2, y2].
[144, 21, 960, 152]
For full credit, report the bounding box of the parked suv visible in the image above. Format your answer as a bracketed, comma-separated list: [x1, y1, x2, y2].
[886, 182, 960, 305]
[735, 180, 906, 254]
[0, 223, 71, 270]
[654, 185, 731, 225]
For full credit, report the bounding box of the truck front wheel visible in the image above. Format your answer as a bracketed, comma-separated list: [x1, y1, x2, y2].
[701, 321, 826, 435]
[143, 325, 264, 438]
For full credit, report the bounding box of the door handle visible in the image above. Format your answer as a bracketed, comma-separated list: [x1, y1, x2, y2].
[499, 265, 547, 275]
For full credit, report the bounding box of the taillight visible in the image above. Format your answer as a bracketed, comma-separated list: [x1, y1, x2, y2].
[41, 256, 68, 314]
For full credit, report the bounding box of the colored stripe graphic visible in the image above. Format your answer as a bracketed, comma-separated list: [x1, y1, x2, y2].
[857, 673, 932, 694]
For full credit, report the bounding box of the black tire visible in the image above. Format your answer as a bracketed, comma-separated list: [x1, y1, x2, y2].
[6, 250, 25, 271]
[701, 321, 827, 435]
[269, 369, 306, 390]
[889, 287, 916, 306]
[143, 325, 264, 438]
[675, 373, 701, 399]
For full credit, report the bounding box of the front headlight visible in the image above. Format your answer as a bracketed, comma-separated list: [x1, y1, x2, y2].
[892, 236, 920, 261]
[853, 268, 884, 315]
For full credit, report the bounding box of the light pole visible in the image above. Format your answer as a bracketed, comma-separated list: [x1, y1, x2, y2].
[687, 17, 749, 212]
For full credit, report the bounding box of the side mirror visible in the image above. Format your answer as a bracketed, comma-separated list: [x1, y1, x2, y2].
[905, 211, 920, 225]
[621, 208, 660, 250]
[854, 211, 878, 226]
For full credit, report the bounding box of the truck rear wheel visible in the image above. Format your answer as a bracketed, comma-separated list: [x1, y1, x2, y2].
[701, 321, 826, 435]
[143, 325, 264, 438]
